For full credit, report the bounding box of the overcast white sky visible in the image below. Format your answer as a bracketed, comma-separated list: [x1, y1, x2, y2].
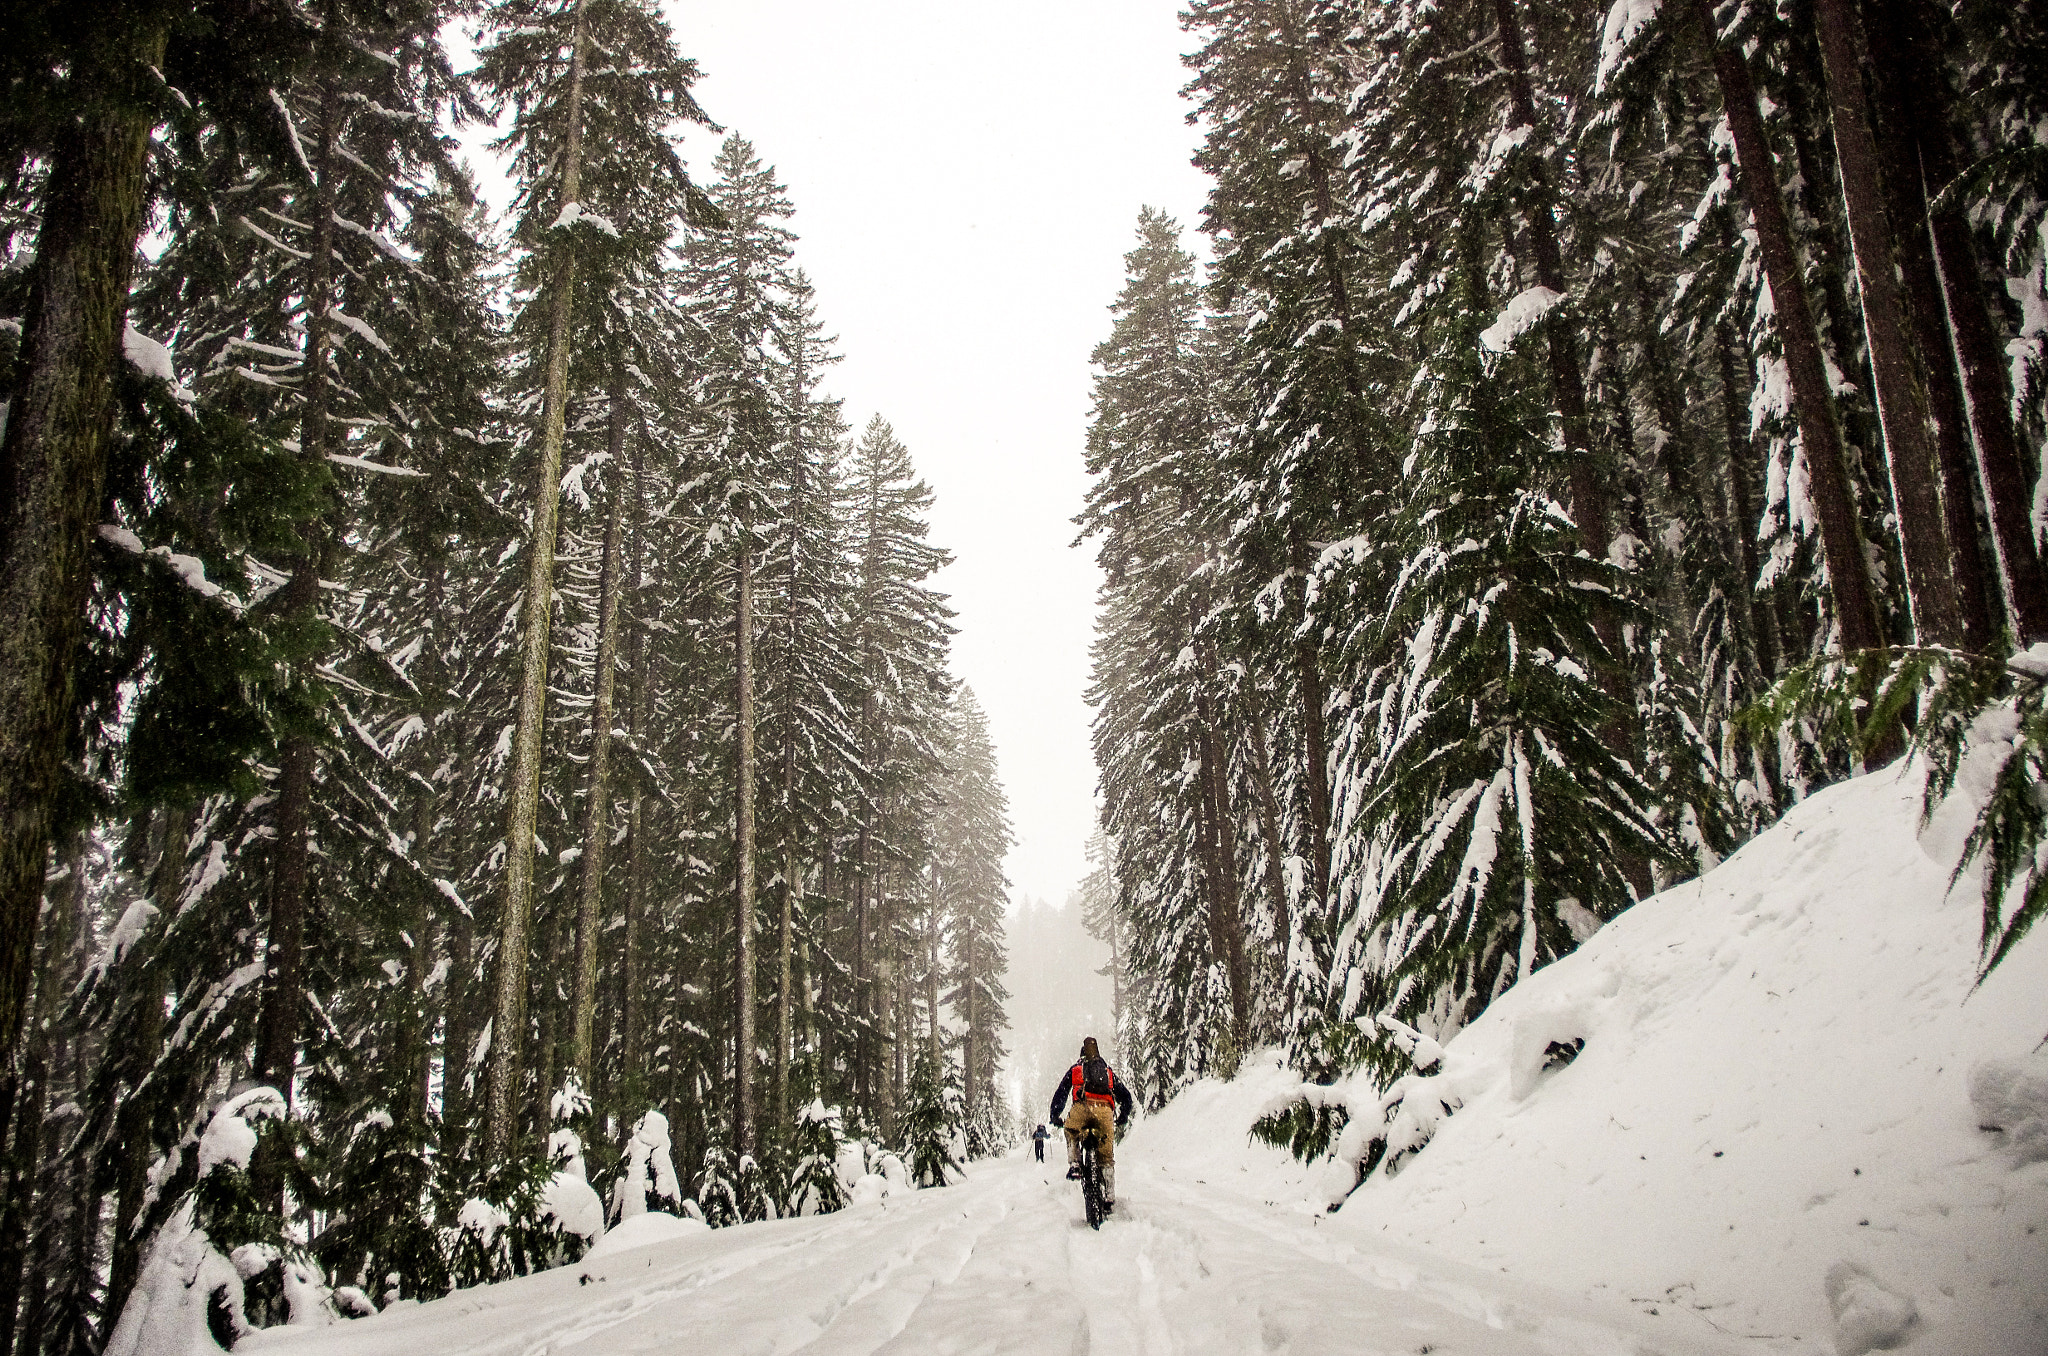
[663, 2, 1211, 909]
[464, 2, 1213, 908]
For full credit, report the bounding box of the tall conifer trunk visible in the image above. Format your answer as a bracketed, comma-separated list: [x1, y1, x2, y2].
[571, 368, 630, 1084]
[1489, 0, 1609, 566]
[1245, 715, 1291, 963]
[733, 531, 757, 1156]
[1284, 530, 1332, 912]
[1687, 0, 1888, 662]
[106, 805, 185, 1325]
[1809, 0, 1964, 646]
[620, 434, 649, 1088]
[487, 0, 589, 1163]
[256, 76, 342, 1119]
[1188, 646, 1249, 1051]
[1880, 0, 2048, 641]
[0, 18, 167, 1075]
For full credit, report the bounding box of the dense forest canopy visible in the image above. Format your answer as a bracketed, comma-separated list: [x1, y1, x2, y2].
[0, 0, 1015, 1345]
[1077, 0, 2048, 1111]
[4, 0, 2048, 1347]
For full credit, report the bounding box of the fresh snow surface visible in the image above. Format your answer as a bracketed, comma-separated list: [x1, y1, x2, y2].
[224, 764, 2042, 1356]
[260, 1149, 1728, 1356]
[1239, 764, 2048, 1354]
[580, 1212, 705, 1262]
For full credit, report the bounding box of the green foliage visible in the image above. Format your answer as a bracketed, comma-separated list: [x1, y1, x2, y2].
[1249, 1092, 1348, 1162]
[1742, 640, 2048, 979]
[899, 1047, 960, 1189]
[694, 1143, 740, 1229]
[786, 1100, 848, 1217]
[442, 1154, 572, 1290]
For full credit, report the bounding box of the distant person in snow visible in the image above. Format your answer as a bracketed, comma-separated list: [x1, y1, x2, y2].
[1049, 1036, 1134, 1206]
[1032, 1123, 1049, 1162]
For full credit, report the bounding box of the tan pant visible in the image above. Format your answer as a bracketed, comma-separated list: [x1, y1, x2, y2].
[1063, 1100, 1117, 1163]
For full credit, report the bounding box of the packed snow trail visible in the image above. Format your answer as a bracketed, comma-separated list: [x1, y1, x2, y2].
[267, 1154, 1740, 1356]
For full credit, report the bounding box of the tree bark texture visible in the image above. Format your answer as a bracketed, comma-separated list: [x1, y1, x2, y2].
[1878, 0, 2048, 641]
[1284, 529, 1332, 914]
[620, 433, 650, 1090]
[1489, 0, 1611, 565]
[0, 20, 167, 1072]
[1716, 321, 1783, 679]
[733, 534, 757, 1157]
[1809, 0, 1965, 646]
[570, 370, 629, 1083]
[255, 77, 343, 1111]
[1689, 0, 1889, 658]
[486, 0, 588, 1164]
[1863, 54, 1996, 648]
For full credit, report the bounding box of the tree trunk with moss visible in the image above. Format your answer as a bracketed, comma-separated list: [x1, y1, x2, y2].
[571, 367, 629, 1085]
[0, 19, 167, 1079]
[486, 0, 588, 1164]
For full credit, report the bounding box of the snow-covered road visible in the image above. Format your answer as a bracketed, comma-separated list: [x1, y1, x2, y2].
[261, 1154, 1745, 1356]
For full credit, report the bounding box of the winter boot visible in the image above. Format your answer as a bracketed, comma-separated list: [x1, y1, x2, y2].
[1066, 1132, 1081, 1179]
[1100, 1162, 1115, 1210]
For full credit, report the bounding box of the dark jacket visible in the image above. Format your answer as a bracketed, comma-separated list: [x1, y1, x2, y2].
[1050, 1058, 1135, 1125]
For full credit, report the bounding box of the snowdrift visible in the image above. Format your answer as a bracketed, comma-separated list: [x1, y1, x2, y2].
[1128, 765, 2048, 1353]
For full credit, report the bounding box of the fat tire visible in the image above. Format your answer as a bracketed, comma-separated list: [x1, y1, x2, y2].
[1080, 1137, 1103, 1229]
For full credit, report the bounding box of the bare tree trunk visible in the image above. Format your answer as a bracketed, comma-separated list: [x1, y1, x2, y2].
[0, 842, 82, 1356]
[1244, 716, 1291, 970]
[1489, 0, 1609, 565]
[1688, 0, 1889, 662]
[1192, 699, 1250, 1052]
[1716, 321, 1782, 678]
[571, 370, 630, 1084]
[1880, 0, 2048, 642]
[733, 533, 757, 1157]
[106, 806, 185, 1324]
[1284, 530, 1332, 913]
[486, 0, 589, 1164]
[1863, 38, 1996, 647]
[620, 433, 649, 1088]
[256, 79, 342, 1118]
[0, 18, 167, 1076]
[1810, 0, 1964, 646]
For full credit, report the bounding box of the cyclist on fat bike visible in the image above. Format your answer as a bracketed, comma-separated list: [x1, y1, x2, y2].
[1048, 1036, 1134, 1209]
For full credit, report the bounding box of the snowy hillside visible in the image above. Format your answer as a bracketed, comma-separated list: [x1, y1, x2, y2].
[1131, 763, 2048, 1354]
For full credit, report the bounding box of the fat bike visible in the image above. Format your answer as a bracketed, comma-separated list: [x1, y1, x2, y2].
[1077, 1126, 1110, 1229]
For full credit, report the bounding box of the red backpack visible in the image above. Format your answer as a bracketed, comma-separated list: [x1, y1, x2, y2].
[1071, 1057, 1115, 1102]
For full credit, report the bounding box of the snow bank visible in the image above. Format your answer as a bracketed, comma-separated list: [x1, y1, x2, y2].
[583, 1211, 706, 1261]
[1131, 766, 2048, 1353]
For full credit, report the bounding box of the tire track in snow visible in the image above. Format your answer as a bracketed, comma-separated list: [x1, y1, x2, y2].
[1134, 1165, 1744, 1356]
[272, 1155, 1749, 1356]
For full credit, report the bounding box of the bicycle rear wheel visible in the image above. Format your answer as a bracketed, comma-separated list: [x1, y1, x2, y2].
[1080, 1138, 1103, 1229]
